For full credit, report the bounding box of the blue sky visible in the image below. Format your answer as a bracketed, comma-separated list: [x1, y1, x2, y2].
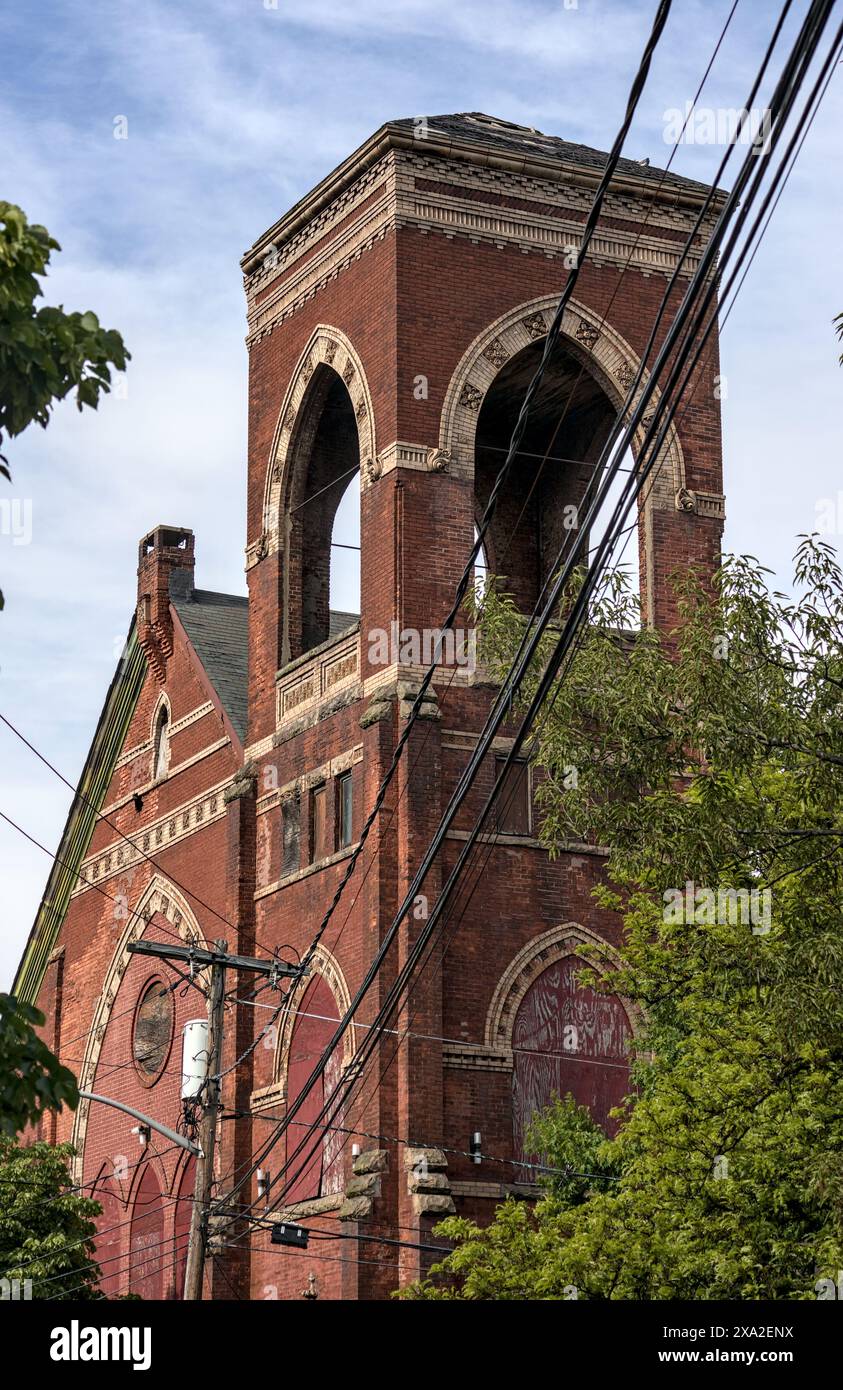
[1, 0, 841, 985]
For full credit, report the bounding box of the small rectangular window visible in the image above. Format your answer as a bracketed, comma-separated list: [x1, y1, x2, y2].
[281, 797, 300, 877]
[337, 771, 353, 849]
[494, 757, 531, 836]
[311, 784, 331, 862]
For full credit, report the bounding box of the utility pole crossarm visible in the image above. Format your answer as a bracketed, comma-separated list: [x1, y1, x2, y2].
[127, 938, 303, 978]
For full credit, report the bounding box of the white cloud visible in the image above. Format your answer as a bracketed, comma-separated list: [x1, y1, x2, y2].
[1, 0, 841, 984]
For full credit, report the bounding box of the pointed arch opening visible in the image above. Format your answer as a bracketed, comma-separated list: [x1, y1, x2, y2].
[152, 702, 170, 781]
[511, 955, 632, 1170]
[283, 973, 347, 1205]
[285, 366, 361, 661]
[92, 1167, 123, 1298]
[128, 1164, 165, 1299]
[474, 337, 640, 616]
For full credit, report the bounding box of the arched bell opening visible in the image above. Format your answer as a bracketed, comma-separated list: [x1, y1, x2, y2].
[474, 338, 631, 615]
[284, 366, 361, 661]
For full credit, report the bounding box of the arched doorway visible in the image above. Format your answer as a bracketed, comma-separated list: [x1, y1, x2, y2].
[92, 1169, 123, 1297]
[512, 956, 631, 1164]
[172, 1156, 195, 1300]
[128, 1164, 165, 1299]
[284, 975, 345, 1204]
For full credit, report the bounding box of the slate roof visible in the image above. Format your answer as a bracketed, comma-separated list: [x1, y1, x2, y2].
[174, 589, 250, 742]
[173, 590, 359, 742]
[329, 610, 359, 639]
[390, 111, 716, 197]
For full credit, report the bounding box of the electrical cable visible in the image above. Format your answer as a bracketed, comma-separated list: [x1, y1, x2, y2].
[240, 0, 840, 1217]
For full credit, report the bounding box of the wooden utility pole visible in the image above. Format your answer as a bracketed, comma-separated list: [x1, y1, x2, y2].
[126, 936, 303, 1301]
[182, 937, 227, 1302]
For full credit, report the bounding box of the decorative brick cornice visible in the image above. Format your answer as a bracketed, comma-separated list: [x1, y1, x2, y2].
[71, 777, 232, 897]
[242, 138, 719, 347]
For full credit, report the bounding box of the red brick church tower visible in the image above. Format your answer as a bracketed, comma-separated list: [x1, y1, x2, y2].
[16, 113, 725, 1300]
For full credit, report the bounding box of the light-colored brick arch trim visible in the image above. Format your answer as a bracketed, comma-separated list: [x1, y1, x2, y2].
[485, 921, 640, 1054]
[70, 875, 210, 1183]
[251, 325, 376, 569]
[272, 943, 355, 1095]
[438, 293, 685, 513]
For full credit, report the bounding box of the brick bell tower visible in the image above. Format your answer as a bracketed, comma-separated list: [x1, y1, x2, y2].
[237, 113, 725, 1299]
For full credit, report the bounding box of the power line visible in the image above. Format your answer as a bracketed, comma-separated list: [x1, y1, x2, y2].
[0, 709, 279, 959]
[225, 0, 747, 1211]
[225, 0, 700, 1214]
[236, 0, 838, 1219]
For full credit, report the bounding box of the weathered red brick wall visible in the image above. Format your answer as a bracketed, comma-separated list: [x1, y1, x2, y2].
[33, 135, 724, 1301]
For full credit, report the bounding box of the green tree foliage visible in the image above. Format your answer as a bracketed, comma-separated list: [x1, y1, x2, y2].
[0, 201, 129, 471]
[0, 1138, 102, 1299]
[403, 537, 843, 1299]
[0, 201, 126, 1128]
[0, 994, 79, 1139]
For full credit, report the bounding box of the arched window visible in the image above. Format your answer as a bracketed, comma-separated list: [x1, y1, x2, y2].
[129, 1165, 164, 1299]
[152, 705, 170, 781]
[284, 975, 345, 1204]
[512, 957, 631, 1167]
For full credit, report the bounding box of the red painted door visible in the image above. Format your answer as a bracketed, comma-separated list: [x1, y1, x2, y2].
[512, 958, 631, 1166]
[173, 1157, 195, 1300]
[129, 1165, 165, 1299]
[92, 1173, 123, 1297]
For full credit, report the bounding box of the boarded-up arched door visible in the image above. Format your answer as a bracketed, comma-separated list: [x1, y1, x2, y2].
[173, 1156, 195, 1300]
[512, 957, 630, 1164]
[92, 1171, 123, 1297]
[129, 1165, 165, 1299]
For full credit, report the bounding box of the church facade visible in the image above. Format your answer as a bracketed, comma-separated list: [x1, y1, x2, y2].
[15, 113, 725, 1300]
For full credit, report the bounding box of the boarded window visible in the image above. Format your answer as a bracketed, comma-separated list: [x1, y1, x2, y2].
[337, 772, 353, 848]
[494, 757, 531, 835]
[281, 796, 300, 877]
[311, 784, 331, 862]
[285, 976, 345, 1203]
[133, 980, 173, 1079]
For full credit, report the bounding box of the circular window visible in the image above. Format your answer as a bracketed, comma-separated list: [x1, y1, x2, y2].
[133, 979, 174, 1082]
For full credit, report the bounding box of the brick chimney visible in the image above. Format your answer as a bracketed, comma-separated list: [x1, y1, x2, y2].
[137, 525, 194, 682]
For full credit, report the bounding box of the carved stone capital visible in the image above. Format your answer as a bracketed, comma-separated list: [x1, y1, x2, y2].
[362, 453, 382, 486]
[675, 486, 697, 513]
[426, 447, 451, 474]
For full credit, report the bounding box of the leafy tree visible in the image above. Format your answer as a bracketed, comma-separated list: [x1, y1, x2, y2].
[403, 538, 843, 1299]
[0, 1138, 102, 1299]
[0, 201, 127, 1131]
[0, 994, 79, 1139]
[0, 200, 129, 600]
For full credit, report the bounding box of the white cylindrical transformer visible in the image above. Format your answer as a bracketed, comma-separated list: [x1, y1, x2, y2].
[181, 1018, 209, 1100]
